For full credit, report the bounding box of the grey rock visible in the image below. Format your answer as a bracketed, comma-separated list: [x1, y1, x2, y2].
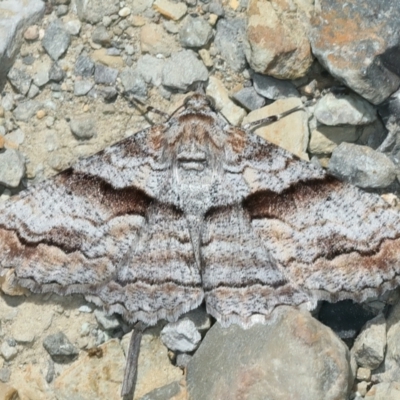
[45, 360, 55, 384]
[160, 319, 201, 352]
[96, 86, 118, 102]
[94, 64, 118, 85]
[366, 382, 400, 400]
[1, 93, 14, 111]
[136, 55, 164, 87]
[22, 55, 35, 65]
[76, 0, 120, 24]
[232, 86, 266, 111]
[315, 92, 377, 126]
[74, 80, 94, 96]
[33, 69, 50, 87]
[56, 5, 69, 16]
[187, 307, 353, 400]
[94, 309, 120, 330]
[253, 73, 299, 100]
[310, 1, 400, 104]
[328, 143, 397, 189]
[91, 25, 111, 48]
[69, 115, 96, 139]
[27, 83, 40, 99]
[176, 353, 192, 368]
[131, 0, 154, 15]
[64, 19, 81, 36]
[75, 55, 95, 77]
[179, 307, 211, 335]
[49, 62, 65, 82]
[12, 99, 41, 122]
[139, 381, 181, 400]
[43, 332, 79, 363]
[179, 15, 213, 48]
[214, 18, 247, 72]
[208, 1, 224, 16]
[0, 341, 17, 361]
[0, 368, 11, 383]
[352, 314, 386, 370]
[120, 68, 148, 99]
[7, 68, 32, 95]
[0, 0, 45, 87]
[42, 19, 71, 61]
[162, 50, 208, 90]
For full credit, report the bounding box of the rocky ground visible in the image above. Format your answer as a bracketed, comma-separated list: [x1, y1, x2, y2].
[2, 0, 400, 399]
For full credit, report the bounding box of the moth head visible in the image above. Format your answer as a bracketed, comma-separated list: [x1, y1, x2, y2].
[183, 93, 216, 112]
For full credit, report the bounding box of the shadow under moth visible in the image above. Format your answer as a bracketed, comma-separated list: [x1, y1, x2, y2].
[1, 94, 399, 396]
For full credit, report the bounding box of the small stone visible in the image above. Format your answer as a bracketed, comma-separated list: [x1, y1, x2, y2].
[252, 73, 299, 100]
[120, 68, 148, 99]
[198, 49, 213, 67]
[79, 305, 93, 313]
[49, 62, 65, 82]
[91, 25, 111, 47]
[179, 15, 213, 48]
[206, 76, 247, 126]
[161, 319, 201, 352]
[43, 332, 79, 363]
[329, 143, 397, 189]
[7, 68, 32, 95]
[42, 19, 71, 61]
[136, 54, 164, 86]
[139, 381, 182, 400]
[315, 92, 377, 126]
[75, 0, 120, 24]
[56, 5, 69, 16]
[208, 13, 218, 26]
[1, 94, 14, 112]
[33, 69, 50, 87]
[80, 322, 91, 337]
[0, 368, 11, 383]
[94, 309, 121, 330]
[94, 64, 118, 85]
[13, 100, 41, 122]
[75, 55, 95, 77]
[153, 0, 188, 20]
[366, 382, 400, 400]
[232, 86, 266, 111]
[176, 353, 192, 369]
[140, 23, 178, 57]
[357, 367, 371, 381]
[65, 19, 81, 36]
[163, 20, 179, 34]
[119, 6, 131, 17]
[69, 115, 96, 139]
[162, 50, 208, 91]
[356, 381, 369, 397]
[27, 84, 39, 99]
[74, 80, 94, 96]
[351, 314, 386, 370]
[24, 25, 39, 41]
[0, 342, 17, 361]
[22, 55, 36, 65]
[36, 109, 46, 119]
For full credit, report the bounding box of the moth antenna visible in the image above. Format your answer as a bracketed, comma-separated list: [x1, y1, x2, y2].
[242, 98, 317, 130]
[121, 322, 145, 398]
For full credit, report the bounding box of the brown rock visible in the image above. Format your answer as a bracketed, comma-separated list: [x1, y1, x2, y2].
[140, 24, 177, 56]
[153, 0, 187, 20]
[242, 97, 309, 160]
[24, 25, 39, 41]
[245, 0, 313, 79]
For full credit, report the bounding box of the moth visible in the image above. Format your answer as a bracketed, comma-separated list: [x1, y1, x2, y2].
[1, 93, 400, 396]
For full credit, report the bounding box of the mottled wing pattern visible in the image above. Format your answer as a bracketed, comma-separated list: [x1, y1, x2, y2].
[0, 127, 203, 324]
[202, 131, 400, 326]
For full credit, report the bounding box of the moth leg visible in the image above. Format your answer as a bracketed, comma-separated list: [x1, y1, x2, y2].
[121, 321, 146, 398]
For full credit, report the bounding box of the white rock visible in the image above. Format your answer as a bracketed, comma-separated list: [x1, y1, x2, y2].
[160, 319, 201, 352]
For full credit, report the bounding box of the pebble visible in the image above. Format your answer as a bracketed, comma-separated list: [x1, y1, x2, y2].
[1, 94, 14, 112]
[56, 5, 69, 16]
[214, 18, 247, 71]
[7, 68, 32, 95]
[140, 23, 177, 57]
[36, 109, 46, 119]
[12, 100, 41, 122]
[162, 49, 208, 90]
[42, 19, 71, 61]
[315, 92, 377, 126]
[198, 48, 213, 67]
[69, 115, 96, 139]
[33, 69, 50, 87]
[94, 63, 118, 85]
[352, 314, 386, 370]
[94, 309, 121, 331]
[140, 381, 183, 400]
[153, 0, 188, 20]
[75, 0, 119, 24]
[119, 6, 131, 17]
[136, 54, 164, 87]
[0, 368, 11, 383]
[24, 25, 39, 41]
[357, 367, 372, 381]
[27, 83, 40, 98]
[252, 73, 299, 100]
[179, 15, 213, 48]
[329, 143, 397, 189]
[43, 332, 79, 362]
[74, 80, 94, 96]
[74, 55, 95, 77]
[64, 19, 81, 36]
[176, 353, 192, 369]
[49, 62, 65, 82]
[161, 319, 201, 352]
[232, 86, 266, 111]
[91, 25, 111, 47]
[0, 342, 17, 361]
